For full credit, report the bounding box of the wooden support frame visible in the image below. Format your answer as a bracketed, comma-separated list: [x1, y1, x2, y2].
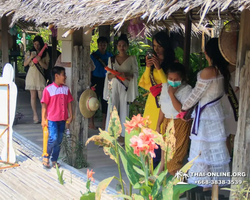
[0, 84, 19, 169]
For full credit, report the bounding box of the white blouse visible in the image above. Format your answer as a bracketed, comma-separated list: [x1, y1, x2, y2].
[103, 55, 139, 102]
[159, 83, 192, 119]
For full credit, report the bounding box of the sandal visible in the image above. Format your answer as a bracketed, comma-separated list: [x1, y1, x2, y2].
[43, 157, 51, 169]
[52, 162, 61, 168]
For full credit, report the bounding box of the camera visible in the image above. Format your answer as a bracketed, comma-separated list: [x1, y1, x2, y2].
[146, 50, 154, 59]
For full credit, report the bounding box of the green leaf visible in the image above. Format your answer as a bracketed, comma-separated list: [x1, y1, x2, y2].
[151, 170, 168, 197]
[132, 194, 145, 200]
[162, 181, 174, 200]
[118, 146, 140, 186]
[108, 107, 122, 138]
[153, 161, 161, 176]
[95, 176, 114, 200]
[133, 166, 145, 176]
[133, 185, 151, 193]
[80, 192, 95, 200]
[103, 146, 118, 164]
[173, 184, 197, 199]
[86, 180, 90, 190]
[112, 194, 133, 200]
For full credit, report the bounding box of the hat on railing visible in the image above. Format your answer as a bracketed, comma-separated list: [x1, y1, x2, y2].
[219, 20, 240, 66]
[79, 88, 99, 118]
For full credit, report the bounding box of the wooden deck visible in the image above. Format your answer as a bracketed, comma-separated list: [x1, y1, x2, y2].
[0, 132, 117, 200]
[13, 90, 131, 190]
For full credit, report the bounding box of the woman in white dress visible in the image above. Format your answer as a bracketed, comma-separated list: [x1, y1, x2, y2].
[103, 34, 138, 144]
[24, 36, 50, 123]
[182, 38, 231, 188]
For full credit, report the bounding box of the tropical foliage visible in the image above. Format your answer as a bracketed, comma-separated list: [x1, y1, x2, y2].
[83, 108, 198, 200]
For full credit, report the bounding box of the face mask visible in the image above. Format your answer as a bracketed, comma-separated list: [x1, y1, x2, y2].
[168, 80, 182, 88]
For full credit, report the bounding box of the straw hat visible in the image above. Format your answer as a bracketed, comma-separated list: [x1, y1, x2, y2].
[219, 20, 240, 66]
[79, 89, 99, 118]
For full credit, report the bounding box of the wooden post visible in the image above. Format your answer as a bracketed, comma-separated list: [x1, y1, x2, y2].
[99, 25, 110, 40]
[235, 10, 250, 87]
[22, 32, 26, 52]
[70, 29, 91, 167]
[1, 16, 9, 66]
[51, 36, 57, 68]
[183, 11, 192, 70]
[231, 51, 250, 199]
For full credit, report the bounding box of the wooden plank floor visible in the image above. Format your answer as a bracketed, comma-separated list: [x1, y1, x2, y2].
[13, 90, 130, 190]
[0, 132, 117, 200]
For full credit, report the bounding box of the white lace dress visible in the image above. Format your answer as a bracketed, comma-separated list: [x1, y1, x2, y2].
[182, 72, 230, 188]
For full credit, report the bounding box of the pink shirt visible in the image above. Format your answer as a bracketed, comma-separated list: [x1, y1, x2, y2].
[41, 82, 73, 121]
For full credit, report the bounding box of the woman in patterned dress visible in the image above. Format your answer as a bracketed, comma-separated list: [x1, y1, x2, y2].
[157, 63, 192, 176]
[24, 36, 50, 123]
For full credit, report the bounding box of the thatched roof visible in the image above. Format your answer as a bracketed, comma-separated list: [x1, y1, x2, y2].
[0, 0, 245, 33]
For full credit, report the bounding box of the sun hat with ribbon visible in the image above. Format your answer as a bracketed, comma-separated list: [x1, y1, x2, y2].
[79, 88, 99, 118]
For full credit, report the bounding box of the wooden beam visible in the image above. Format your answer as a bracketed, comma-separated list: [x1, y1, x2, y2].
[1, 16, 9, 66]
[183, 11, 192, 70]
[235, 9, 250, 87]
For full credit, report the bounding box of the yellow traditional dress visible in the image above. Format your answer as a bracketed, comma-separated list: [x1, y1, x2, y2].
[139, 67, 167, 130]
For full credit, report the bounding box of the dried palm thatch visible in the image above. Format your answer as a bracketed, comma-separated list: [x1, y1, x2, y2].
[0, 0, 246, 32]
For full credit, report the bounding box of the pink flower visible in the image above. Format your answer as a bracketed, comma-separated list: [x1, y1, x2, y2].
[124, 114, 151, 134]
[87, 169, 95, 182]
[130, 128, 158, 158]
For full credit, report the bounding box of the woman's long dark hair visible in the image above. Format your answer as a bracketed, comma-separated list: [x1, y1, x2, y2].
[205, 38, 231, 93]
[31, 35, 47, 58]
[152, 31, 175, 73]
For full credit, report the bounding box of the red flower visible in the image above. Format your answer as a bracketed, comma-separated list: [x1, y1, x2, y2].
[87, 169, 95, 182]
[124, 114, 150, 134]
[130, 128, 158, 158]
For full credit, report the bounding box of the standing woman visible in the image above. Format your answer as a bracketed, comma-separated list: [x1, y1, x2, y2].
[103, 34, 138, 144]
[24, 36, 50, 123]
[181, 38, 231, 188]
[139, 31, 175, 167]
[139, 31, 175, 131]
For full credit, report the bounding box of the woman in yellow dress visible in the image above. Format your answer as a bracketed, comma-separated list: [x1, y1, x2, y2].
[139, 31, 175, 167]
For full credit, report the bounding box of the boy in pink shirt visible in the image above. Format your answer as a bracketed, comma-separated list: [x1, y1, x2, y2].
[41, 66, 73, 168]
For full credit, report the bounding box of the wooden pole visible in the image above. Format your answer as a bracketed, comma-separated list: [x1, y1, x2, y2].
[231, 10, 250, 200]
[235, 10, 250, 87]
[231, 51, 250, 199]
[99, 25, 110, 40]
[183, 11, 192, 70]
[51, 36, 57, 68]
[70, 29, 91, 167]
[1, 16, 9, 66]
